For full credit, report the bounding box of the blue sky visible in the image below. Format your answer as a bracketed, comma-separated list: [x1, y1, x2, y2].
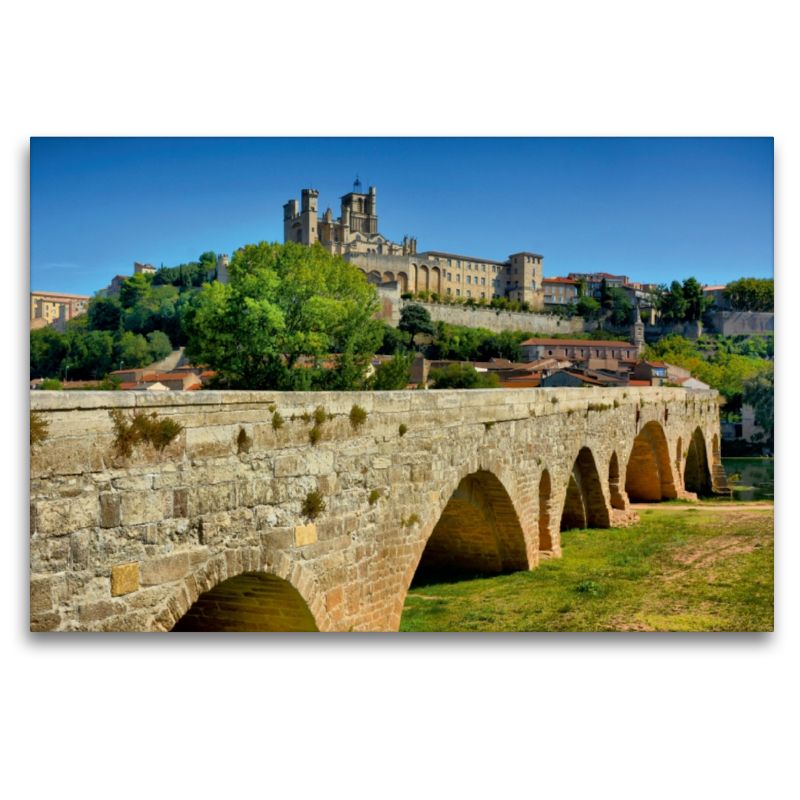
[30, 137, 773, 296]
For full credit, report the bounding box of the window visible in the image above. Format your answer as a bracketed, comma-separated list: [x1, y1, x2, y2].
[467, 276, 471, 284]
[447, 259, 451, 266]
[531, 281, 536, 290]
[506, 266, 511, 274]
[514, 268, 518, 274]
[492, 265, 496, 272]
[482, 264, 486, 271]
[467, 291, 471, 298]
[481, 292, 485, 299]
[456, 275, 461, 282]
[456, 261, 461, 268]
[447, 288, 451, 295]
[456, 289, 461, 296]
[468, 263, 472, 270]
[481, 277, 485, 286]
[447, 272, 452, 280]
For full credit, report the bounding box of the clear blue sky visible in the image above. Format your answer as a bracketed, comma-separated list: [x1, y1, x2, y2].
[30, 137, 773, 296]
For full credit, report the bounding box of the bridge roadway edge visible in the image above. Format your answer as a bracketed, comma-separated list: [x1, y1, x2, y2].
[29, 387, 723, 632]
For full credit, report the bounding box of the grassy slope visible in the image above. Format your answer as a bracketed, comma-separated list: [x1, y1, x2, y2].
[399, 508, 774, 632]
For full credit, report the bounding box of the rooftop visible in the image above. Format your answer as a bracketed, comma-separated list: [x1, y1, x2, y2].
[521, 338, 635, 348]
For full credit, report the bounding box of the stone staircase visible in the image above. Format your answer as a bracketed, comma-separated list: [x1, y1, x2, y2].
[711, 463, 732, 496]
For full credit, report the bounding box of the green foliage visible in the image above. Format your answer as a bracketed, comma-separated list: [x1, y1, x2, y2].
[399, 424, 408, 437]
[484, 421, 495, 431]
[109, 410, 183, 458]
[182, 241, 382, 391]
[349, 404, 368, 429]
[309, 425, 322, 446]
[682, 277, 713, 321]
[576, 296, 601, 321]
[272, 411, 284, 430]
[30, 411, 49, 447]
[608, 288, 634, 327]
[313, 406, 327, 425]
[645, 334, 770, 403]
[88, 296, 123, 331]
[429, 363, 501, 389]
[587, 403, 612, 412]
[368, 489, 380, 505]
[575, 581, 602, 597]
[369, 352, 413, 390]
[119, 273, 153, 309]
[39, 378, 63, 390]
[377, 323, 412, 355]
[742, 364, 774, 446]
[301, 491, 326, 519]
[723, 278, 774, 312]
[146, 331, 172, 362]
[403, 514, 421, 528]
[398, 304, 436, 339]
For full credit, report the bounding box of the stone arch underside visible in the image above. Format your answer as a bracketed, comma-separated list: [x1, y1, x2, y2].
[560, 447, 610, 531]
[684, 427, 713, 496]
[397, 271, 408, 292]
[625, 421, 678, 502]
[538, 470, 553, 555]
[412, 470, 529, 584]
[171, 572, 319, 632]
[419, 265, 429, 291]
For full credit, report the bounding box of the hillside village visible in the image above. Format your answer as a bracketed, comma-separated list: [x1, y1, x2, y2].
[30, 181, 774, 452]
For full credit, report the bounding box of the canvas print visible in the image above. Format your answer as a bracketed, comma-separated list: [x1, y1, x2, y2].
[29, 137, 774, 632]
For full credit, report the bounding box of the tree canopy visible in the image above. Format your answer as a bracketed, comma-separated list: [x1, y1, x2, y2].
[429, 363, 501, 389]
[182, 241, 383, 390]
[723, 278, 774, 312]
[742, 364, 774, 446]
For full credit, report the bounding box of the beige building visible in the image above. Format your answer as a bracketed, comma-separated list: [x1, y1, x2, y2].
[283, 180, 546, 306]
[30, 291, 91, 332]
[543, 277, 578, 307]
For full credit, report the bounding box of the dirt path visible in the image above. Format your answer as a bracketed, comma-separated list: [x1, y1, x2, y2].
[630, 502, 773, 512]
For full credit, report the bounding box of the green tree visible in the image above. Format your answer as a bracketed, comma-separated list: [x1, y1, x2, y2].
[659, 281, 689, 324]
[147, 331, 173, 362]
[723, 278, 774, 312]
[398, 304, 436, 339]
[608, 288, 634, 327]
[682, 277, 713, 321]
[576, 296, 601, 321]
[116, 331, 153, 369]
[742, 364, 774, 446]
[183, 241, 382, 391]
[369, 352, 413, 390]
[377, 323, 412, 355]
[575, 276, 588, 299]
[119, 273, 153, 309]
[429, 363, 501, 389]
[87, 296, 123, 331]
[39, 378, 63, 390]
[30, 327, 68, 379]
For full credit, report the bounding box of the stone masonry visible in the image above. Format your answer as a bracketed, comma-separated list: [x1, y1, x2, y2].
[30, 388, 724, 632]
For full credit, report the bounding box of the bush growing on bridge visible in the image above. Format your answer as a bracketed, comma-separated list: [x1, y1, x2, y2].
[350, 404, 368, 429]
[399, 424, 408, 437]
[30, 411, 49, 447]
[302, 491, 326, 519]
[272, 411, 284, 430]
[109, 410, 183, 458]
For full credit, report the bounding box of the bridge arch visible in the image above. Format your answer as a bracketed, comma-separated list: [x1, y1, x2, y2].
[171, 572, 319, 632]
[397, 271, 408, 292]
[560, 447, 610, 530]
[684, 427, 712, 496]
[625, 420, 678, 502]
[407, 468, 529, 587]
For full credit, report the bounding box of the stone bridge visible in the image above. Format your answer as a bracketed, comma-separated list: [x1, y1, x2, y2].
[29, 387, 725, 632]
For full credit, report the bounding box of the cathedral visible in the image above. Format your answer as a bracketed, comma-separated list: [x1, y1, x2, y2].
[283, 179, 547, 307]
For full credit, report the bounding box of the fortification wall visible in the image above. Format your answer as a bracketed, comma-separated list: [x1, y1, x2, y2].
[705, 312, 774, 336]
[397, 301, 585, 335]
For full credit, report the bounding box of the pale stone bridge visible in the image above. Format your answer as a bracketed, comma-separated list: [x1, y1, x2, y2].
[30, 388, 725, 632]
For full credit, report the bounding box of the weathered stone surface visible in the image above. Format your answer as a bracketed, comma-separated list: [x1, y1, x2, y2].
[36, 495, 99, 537]
[111, 562, 140, 596]
[139, 553, 190, 586]
[294, 523, 317, 547]
[30, 388, 722, 632]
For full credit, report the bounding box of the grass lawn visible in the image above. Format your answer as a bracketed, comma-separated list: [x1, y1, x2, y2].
[399, 507, 774, 632]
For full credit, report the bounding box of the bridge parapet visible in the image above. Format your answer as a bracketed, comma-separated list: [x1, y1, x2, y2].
[30, 387, 722, 632]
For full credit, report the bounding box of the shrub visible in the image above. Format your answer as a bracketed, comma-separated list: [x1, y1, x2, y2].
[575, 580, 601, 596]
[309, 425, 322, 446]
[39, 378, 62, 391]
[313, 406, 327, 425]
[349, 404, 368, 429]
[301, 412, 311, 423]
[402, 513, 421, 528]
[109, 410, 183, 458]
[399, 424, 408, 437]
[484, 421, 495, 431]
[272, 411, 284, 430]
[30, 411, 49, 447]
[236, 428, 252, 454]
[587, 403, 612, 412]
[613, 399, 620, 408]
[368, 489, 380, 505]
[301, 491, 326, 519]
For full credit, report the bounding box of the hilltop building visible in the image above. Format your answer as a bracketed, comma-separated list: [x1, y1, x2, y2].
[283, 179, 546, 306]
[29, 291, 91, 332]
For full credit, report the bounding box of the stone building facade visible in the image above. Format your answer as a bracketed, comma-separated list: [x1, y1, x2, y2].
[283, 181, 546, 306]
[29, 291, 91, 332]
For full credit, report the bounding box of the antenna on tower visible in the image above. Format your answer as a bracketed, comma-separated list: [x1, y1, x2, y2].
[353, 174, 362, 193]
